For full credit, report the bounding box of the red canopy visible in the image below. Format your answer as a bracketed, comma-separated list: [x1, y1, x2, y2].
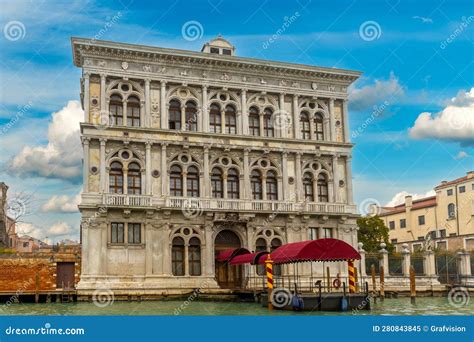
[270, 238, 360, 264]
[229, 251, 269, 265]
[215, 248, 250, 262]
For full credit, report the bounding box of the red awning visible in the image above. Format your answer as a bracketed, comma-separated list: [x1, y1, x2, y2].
[229, 251, 269, 265]
[270, 238, 360, 264]
[215, 248, 250, 262]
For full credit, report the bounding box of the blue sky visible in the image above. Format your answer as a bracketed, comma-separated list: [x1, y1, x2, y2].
[0, 0, 473, 242]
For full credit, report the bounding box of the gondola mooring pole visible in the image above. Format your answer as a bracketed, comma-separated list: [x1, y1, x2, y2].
[348, 259, 356, 293]
[265, 254, 273, 310]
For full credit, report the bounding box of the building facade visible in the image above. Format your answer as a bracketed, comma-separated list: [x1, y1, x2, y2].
[72, 36, 361, 295]
[378, 171, 474, 253]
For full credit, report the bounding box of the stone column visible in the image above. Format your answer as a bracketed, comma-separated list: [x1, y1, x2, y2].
[144, 78, 151, 128]
[342, 99, 350, 143]
[262, 175, 267, 200]
[243, 149, 251, 199]
[181, 104, 186, 131]
[81, 223, 89, 275]
[457, 251, 472, 276]
[204, 224, 214, 276]
[332, 154, 339, 202]
[259, 114, 264, 137]
[292, 94, 300, 139]
[203, 145, 210, 197]
[295, 152, 302, 201]
[379, 243, 389, 273]
[184, 242, 189, 276]
[241, 89, 248, 135]
[282, 152, 288, 200]
[309, 119, 315, 140]
[145, 222, 153, 275]
[345, 155, 354, 205]
[401, 243, 411, 276]
[145, 142, 152, 195]
[100, 221, 107, 275]
[160, 81, 167, 129]
[122, 99, 127, 127]
[100, 73, 106, 114]
[162, 224, 171, 276]
[161, 143, 168, 197]
[358, 242, 367, 277]
[424, 250, 436, 276]
[83, 72, 90, 122]
[82, 137, 90, 193]
[329, 98, 336, 141]
[202, 84, 208, 132]
[99, 138, 106, 193]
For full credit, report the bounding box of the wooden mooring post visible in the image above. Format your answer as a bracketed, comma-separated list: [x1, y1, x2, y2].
[380, 265, 385, 301]
[370, 264, 377, 303]
[410, 265, 416, 303]
[265, 254, 273, 310]
[34, 272, 39, 304]
[326, 266, 331, 293]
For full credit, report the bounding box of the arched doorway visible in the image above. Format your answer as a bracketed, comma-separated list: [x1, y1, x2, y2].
[214, 230, 243, 289]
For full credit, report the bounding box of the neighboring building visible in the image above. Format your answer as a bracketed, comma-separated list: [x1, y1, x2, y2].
[72, 36, 361, 295]
[378, 171, 474, 252]
[15, 235, 49, 253]
[0, 182, 17, 248]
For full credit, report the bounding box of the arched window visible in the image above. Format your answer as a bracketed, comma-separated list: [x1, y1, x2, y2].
[303, 172, 314, 201]
[251, 170, 263, 200]
[227, 168, 240, 199]
[127, 162, 141, 195]
[209, 103, 221, 133]
[263, 108, 274, 137]
[172, 237, 185, 276]
[127, 96, 140, 127]
[249, 107, 260, 136]
[225, 105, 237, 134]
[266, 170, 278, 201]
[188, 237, 201, 276]
[255, 238, 267, 276]
[317, 173, 329, 202]
[169, 100, 181, 130]
[109, 94, 123, 126]
[211, 167, 223, 198]
[170, 165, 183, 196]
[187, 166, 200, 197]
[300, 112, 310, 139]
[109, 162, 123, 194]
[185, 101, 197, 131]
[314, 113, 324, 140]
[448, 203, 456, 218]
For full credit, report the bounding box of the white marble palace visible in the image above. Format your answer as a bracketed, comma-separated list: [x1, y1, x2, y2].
[72, 36, 362, 296]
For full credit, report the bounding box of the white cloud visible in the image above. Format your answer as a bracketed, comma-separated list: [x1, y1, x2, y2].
[15, 222, 44, 240]
[349, 72, 404, 111]
[385, 190, 436, 207]
[7, 101, 83, 182]
[42, 193, 80, 213]
[409, 88, 474, 144]
[47, 222, 72, 236]
[454, 151, 469, 160]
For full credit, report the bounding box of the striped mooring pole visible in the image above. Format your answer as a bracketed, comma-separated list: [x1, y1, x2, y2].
[348, 260, 356, 293]
[266, 254, 273, 310]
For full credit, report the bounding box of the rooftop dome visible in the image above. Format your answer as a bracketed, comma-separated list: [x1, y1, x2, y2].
[201, 35, 235, 56]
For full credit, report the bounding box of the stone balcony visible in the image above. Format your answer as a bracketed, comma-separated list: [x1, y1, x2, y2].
[81, 193, 357, 215]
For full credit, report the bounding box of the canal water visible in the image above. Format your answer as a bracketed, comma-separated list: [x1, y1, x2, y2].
[0, 297, 472, 315]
